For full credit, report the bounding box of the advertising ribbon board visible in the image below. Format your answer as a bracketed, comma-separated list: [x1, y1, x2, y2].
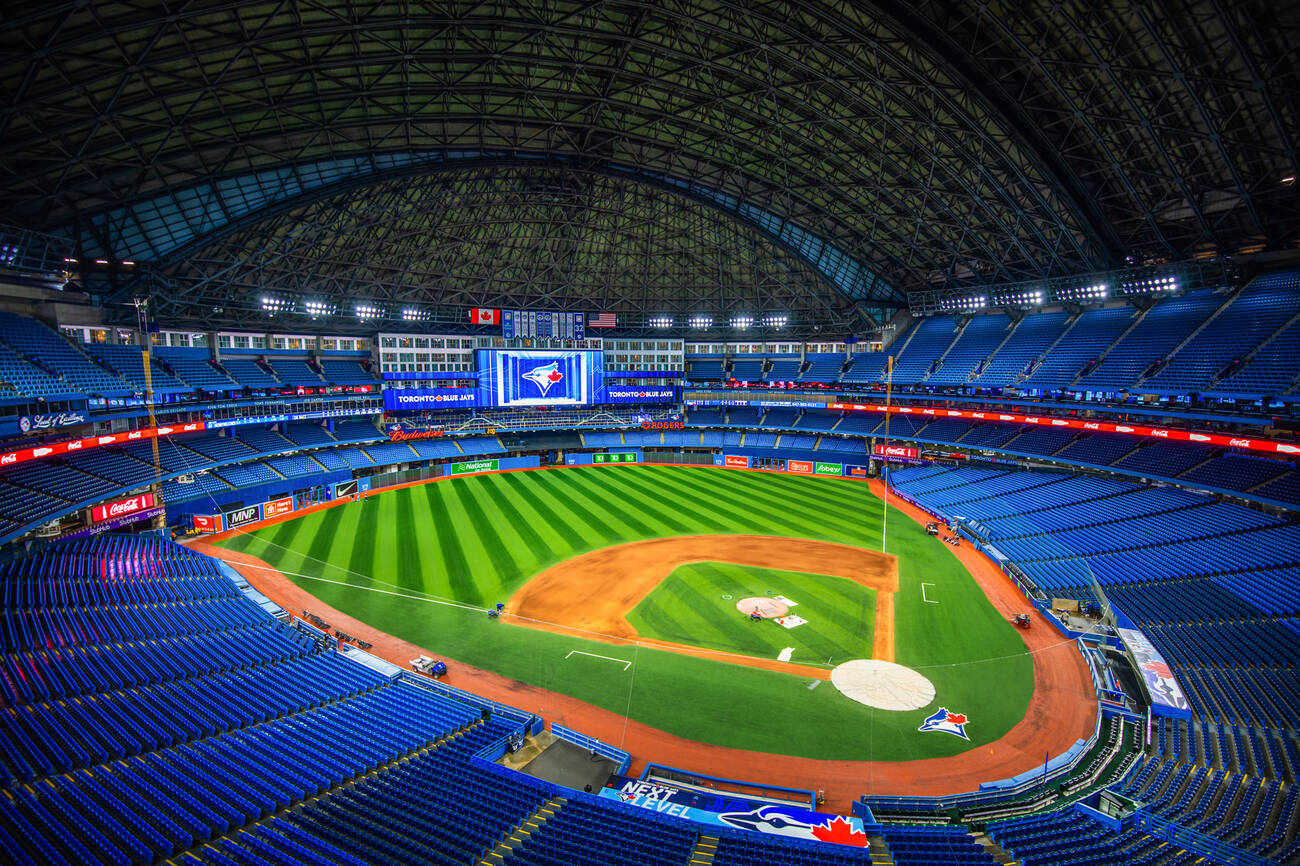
[873, 444, 920, 460]
[91, 493, 156, 523]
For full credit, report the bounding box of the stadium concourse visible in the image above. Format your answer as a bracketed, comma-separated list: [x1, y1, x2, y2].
[2, 1, 1300, 864]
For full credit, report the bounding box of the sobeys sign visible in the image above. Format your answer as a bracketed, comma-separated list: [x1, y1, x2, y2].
[814, 461, 842, 476]
[450, 459, 499, 474]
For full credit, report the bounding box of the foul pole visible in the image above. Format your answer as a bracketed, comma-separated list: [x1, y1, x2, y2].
[881, 354, 893, 554]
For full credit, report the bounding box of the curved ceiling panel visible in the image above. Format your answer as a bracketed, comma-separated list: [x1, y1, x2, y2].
[159, 164, 877, 333]
[0, 0, 1294, 311]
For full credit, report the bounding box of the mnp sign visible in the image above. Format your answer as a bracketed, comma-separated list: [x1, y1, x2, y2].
[223, 504, 262, 529]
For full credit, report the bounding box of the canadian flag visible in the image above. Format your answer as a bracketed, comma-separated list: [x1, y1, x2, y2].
[469, 308, 500, 325]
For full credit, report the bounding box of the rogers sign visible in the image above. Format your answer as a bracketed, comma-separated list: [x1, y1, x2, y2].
[91, 493, 156, 523]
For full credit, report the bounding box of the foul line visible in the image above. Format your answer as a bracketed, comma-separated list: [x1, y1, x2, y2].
[565, 650, 632, 671]
[921, 583, 939, 604]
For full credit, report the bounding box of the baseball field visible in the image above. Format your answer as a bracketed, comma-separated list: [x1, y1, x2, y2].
[215, 465, 1034, 761]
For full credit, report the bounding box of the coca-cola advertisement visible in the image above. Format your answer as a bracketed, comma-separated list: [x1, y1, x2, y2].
[90, 493, 156, 523]
[873, 444, 919, 460]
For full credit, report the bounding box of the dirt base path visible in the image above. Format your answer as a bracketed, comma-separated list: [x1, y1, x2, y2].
[507, 534, 897, 664]
[189, 477, 1096, 813]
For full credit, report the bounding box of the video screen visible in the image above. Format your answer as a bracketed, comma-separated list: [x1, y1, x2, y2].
[475, 349, 604, 407]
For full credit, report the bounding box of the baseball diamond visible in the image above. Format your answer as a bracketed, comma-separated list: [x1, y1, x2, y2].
[213, 464, 1045, 763]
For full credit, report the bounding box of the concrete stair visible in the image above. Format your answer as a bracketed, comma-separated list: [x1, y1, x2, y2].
[477, 794, 566, 865]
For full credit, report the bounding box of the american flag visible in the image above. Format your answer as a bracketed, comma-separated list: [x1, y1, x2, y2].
[588, 312, 617, 328]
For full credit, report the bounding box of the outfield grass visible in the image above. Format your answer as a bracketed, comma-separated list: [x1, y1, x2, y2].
[628, 562, 876, 665]
[218, 465, 1033, 760]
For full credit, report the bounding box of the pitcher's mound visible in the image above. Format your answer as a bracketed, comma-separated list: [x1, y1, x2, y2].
[830, 659, 936, 711]
[736, 596, 789, 618]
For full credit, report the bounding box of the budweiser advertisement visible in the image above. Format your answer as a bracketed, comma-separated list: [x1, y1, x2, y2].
[873, 444, 920, 460]
[90, 493, 156, 523]
[263, 497, 295, 519]
[193, 514, 223, 533]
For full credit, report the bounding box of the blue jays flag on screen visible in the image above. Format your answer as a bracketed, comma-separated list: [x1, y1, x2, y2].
[476, 349, 603, 407]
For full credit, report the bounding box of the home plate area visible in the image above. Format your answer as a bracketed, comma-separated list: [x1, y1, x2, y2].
[829, 659, 936, 711]
[736, 595, 808, 629]
[735, 596, 788, 618]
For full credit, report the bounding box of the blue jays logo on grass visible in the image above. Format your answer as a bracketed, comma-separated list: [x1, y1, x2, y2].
[522, 361, 564, 396]
[918, 707, 970, 740]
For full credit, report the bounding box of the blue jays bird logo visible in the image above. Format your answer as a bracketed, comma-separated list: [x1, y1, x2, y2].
[717, 805, 868, 846]
[918, 707, 970, 740]
[522, 361, 564, 396]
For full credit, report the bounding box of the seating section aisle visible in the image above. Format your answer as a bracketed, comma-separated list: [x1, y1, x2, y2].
[83, 344, 191, 393]
[1140, 278, 1300, 395]
[1019, 306, 1134, 391]
[925, 314, 1010, 386]
[1073, 289, 1222, 393]
[887, 316, 959, 385]
[0, 313, 132, 395]
[318, 358, 379, 385]
[989, 809, 1197, 865]
[970, 311, 1070, 388]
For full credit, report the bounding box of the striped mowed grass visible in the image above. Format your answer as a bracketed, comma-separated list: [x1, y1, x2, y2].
[628, 562, 876, 665]
[217, 465, 1034, 759]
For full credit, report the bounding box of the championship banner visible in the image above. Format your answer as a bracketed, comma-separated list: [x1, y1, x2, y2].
[193, 514, 222, 533]
[91, 492, 156, 523]
[450, 458, 499, 475]
[600, 777, 867, 847]
[1117, 627, 1190, 716]
[264, 497, 294, 519]
[502, 310, 515, 340]
[223, 503, 262, 529]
